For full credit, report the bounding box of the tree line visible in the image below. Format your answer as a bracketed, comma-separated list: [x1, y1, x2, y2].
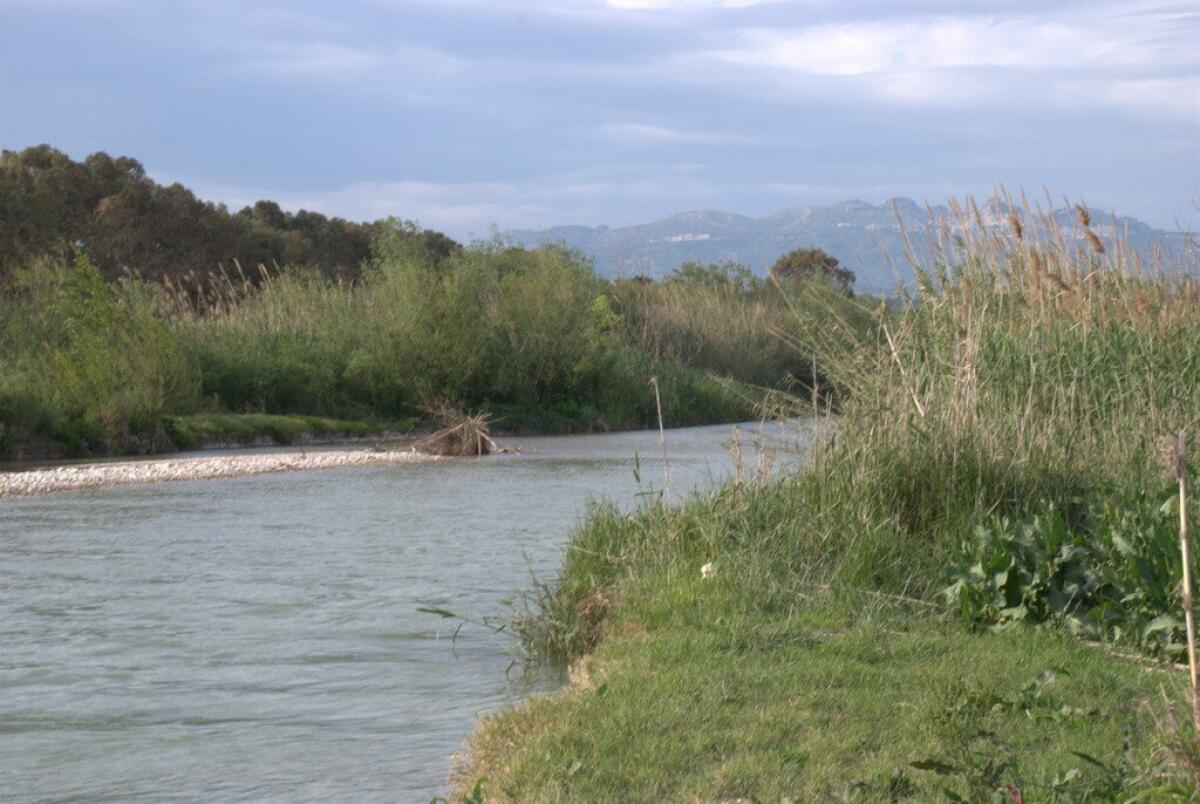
[0, 145, 458, 286]
[1, 145, 857, 296]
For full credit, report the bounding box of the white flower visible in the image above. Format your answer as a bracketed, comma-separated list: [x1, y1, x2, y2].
[700, 561, 716, 579]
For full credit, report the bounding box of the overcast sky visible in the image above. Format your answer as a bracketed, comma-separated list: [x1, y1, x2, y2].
[2, 0, 1197, 237]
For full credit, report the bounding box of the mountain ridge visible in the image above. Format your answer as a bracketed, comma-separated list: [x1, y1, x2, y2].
[504, 198, 1188, 294]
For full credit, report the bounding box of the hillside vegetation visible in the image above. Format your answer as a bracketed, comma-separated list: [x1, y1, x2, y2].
[459, 198, 1200, 800]
[0, 145, 456, 286]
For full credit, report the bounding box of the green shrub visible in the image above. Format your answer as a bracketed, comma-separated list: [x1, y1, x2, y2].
[3, 236, 843, 455]
[176, 239, 767, 430]
[946, 491, 1198, 659]
[1, 252, 199, 453]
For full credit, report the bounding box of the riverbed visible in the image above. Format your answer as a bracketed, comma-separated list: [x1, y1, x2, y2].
[0, 420, 810, 801]
[0, 447, 438, 498]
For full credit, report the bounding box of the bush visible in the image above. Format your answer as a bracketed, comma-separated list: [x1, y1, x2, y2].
[4, 236, 847, 455]
[178, 239, 766, 431]
[946, 492, 1197, 658]
[0, 252, 199, 453]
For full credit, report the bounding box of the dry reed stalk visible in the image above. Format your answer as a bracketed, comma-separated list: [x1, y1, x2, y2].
[728, 425, 745, 486]
[1008, 211, 1024, 242]
[752, 428, 777, 487]
[1169, 431, 1200, 734]
[1075, 203, 1091, 229]
[649, 376, 671, 497]
[882, 322, 926, 419]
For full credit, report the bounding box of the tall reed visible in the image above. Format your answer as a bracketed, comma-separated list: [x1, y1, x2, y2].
[520, 191, 1200, 665]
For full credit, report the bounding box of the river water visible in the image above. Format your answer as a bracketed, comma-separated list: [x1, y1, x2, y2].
[1, 421, 809, 802]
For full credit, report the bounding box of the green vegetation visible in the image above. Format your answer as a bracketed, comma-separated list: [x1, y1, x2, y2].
[468, 599, 1171, 800]
[162, 413, 418, 450]
[0, 252, 200, 456]
[459, 198, 1200, 800]
[171, 233, 764, 434]
[0, 146, 864, 459]
[611, 259, 868, 392]
[947, 497, 1193, 658]
[0, 145, 457, 285]
[1, 226, 840, 458]
[769, 245, 857, 295]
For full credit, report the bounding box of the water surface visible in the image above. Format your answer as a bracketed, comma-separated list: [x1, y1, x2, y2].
[1, 421, 808, 801]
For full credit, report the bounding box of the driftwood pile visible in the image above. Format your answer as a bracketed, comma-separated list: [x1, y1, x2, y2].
[413, 403, 509, 457]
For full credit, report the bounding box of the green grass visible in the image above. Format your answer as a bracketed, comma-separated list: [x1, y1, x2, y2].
[458, 196, 1200, 800]
[466, 598, 1168, 800]
[161, 412, 418, 449]
[462, 477, 1195, 800]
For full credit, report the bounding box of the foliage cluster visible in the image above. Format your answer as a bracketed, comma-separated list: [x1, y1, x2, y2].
[0, 253, 199, 454]
[0, 145, 457, 286]
[178, 234, 757, 433]
[610, 258, 867, 392]
[1, 233, 835, 456]
[769, 245, 856, 294]
[946, 495, 1196, 659]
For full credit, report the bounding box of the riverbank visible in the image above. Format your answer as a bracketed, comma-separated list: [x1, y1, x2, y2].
[453, 205, 1200, 799]
[0, 413, 421, 462]
[1, 243, 803, 467]
[453, 473, 1194, 799]
[456, 592, 1179, 799]
[163, 413, 420, 451]
[0, 446, 440, 498]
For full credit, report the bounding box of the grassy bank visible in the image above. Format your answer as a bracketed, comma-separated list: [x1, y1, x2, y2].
[466, 597, 1176, 799]
[162, 413, 419, 450]
[1, 236, 842, 459]
[458, 198, 1200, 800]
[0, 412, 418, 462]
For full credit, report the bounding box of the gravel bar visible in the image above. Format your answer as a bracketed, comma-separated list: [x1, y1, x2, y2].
[0, 448, 442, 498]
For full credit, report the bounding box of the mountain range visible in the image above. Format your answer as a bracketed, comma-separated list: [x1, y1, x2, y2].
[504, 198, 1189, 294]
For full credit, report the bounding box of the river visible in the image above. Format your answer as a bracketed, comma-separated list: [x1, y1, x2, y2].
[1, 421, 810, 802]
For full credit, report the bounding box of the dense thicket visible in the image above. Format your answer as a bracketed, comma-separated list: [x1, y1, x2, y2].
[0, 145, 457, 285]
[1, 234, 850, 456]
[612, 259, 867, 392]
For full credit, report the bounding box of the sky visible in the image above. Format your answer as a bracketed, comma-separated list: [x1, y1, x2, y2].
[1, 0, 1197, 238]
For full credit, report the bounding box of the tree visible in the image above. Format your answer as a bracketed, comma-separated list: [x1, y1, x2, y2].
[666, 260, 762, 295]
[0, 145, 460, 287]
[769, 247, 855, 294]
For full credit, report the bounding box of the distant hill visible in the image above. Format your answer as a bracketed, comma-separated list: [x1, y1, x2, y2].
[505, 199, 1189, 294]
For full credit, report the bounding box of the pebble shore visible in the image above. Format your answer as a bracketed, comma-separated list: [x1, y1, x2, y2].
[0, 448, 440, 498]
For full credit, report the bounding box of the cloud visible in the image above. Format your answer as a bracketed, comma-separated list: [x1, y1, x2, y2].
[239, 41, 380, 76]
[603, 0, 773, 8]
[601, 122, 764, 144]
[1099, 77, 1200, 122]
[227, 39, 463, 83]
[706, 6, 1200, 115]
[5, 0, 1195, 231]
[712, 19, 1112, 76]
[187, 178, 605, 236]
